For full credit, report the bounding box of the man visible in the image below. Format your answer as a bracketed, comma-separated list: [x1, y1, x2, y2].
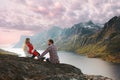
[40, 39, 60, 64]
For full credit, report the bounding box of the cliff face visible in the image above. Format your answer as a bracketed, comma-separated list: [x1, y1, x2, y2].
[97, 16, 120, 41]
[96, 16, 120, 53]
[0, 53, 112, 80]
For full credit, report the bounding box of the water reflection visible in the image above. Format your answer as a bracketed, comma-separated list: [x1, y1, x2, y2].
[58, 51, 120, 80]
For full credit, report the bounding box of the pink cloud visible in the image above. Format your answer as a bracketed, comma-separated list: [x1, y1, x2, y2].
[31, 6, 49, 15]
[54, 2, 62, 9]
[29, 1, 66, 19]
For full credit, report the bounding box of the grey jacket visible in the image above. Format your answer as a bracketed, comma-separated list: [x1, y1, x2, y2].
[40, 44, 59, 63]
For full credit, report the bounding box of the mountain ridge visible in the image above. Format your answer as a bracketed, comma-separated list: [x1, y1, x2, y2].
[14, 16, 120, 63]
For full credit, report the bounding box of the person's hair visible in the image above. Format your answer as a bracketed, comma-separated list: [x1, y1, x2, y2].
[48, 39, 54, 44]
[25, 38, 30, 44]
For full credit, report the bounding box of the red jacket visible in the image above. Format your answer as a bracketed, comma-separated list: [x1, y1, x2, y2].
[26, 42, 39, 56]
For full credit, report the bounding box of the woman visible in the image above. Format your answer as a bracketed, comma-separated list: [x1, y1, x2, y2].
[23, 38, 40, 59]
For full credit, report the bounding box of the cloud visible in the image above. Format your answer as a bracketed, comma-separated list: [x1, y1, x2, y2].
[0, 0, 120, 45]
[0, 0, 120, 32]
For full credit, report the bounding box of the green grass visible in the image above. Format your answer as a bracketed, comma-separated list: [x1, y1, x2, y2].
[76, 43, 108, 57]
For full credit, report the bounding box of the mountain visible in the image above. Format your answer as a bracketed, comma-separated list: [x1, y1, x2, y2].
[55, 21, 101, 51]
[34, 26, 63, 49]
[96, 16, 120, 53]
[14, 21, 100, 49]
[76, 16, 120, 63]
[61, 21, 101, 38]
[14, 17, 120, 63]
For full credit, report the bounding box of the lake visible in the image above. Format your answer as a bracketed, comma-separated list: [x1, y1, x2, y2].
[2, 48, 120, 80]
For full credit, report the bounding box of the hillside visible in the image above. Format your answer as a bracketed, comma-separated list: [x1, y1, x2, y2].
[76, 16, 120, 63]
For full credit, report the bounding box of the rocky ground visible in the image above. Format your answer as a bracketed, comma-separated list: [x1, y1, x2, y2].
[0, 53, 112, 80]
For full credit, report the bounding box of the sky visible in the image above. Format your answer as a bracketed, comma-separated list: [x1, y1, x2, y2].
[0, 0, 120, 47]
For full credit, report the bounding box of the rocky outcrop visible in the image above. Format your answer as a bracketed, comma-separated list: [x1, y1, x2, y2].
[0, 53, 112, 80]
[0, 54, 84, 80]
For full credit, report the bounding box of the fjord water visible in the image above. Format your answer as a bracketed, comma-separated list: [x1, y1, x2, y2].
[2, 48, 120, 80]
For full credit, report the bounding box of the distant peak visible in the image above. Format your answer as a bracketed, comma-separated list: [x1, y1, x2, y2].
[86, 20, 94, 25]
